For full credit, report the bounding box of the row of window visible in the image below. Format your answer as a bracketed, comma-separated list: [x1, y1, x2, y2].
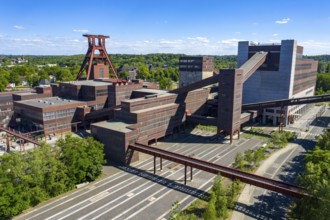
[96, 89, 108, 97]
[43, 108, 76, 120]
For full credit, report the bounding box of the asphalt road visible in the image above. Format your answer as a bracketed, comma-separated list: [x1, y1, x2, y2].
[17, 130, 264, 220]
[232, 107, 330, 220]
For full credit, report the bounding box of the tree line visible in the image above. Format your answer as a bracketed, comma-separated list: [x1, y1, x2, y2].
[291, 129, 330, 219]
[0, 135, 105, 219]
[169, 176, 241, 220]
[0, 54, 239, 92]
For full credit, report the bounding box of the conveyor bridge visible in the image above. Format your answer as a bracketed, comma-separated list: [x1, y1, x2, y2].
[128, 143, 308, 198]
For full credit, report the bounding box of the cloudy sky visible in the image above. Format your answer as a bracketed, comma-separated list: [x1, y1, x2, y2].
[1, 0, 330, 55]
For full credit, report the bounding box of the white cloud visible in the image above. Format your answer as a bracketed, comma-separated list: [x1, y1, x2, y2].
[300, 40, 330, 55]
[235, 32, 241, 34]
[70, 39, 80, 42]
[73, 29, 89, 33]
[220, 38, 243, 46]
[269, 39, 281, 44]
[13, 25, 25, 29]
[187, 37, 210, 43]
[275, 18, 290, 24]
[252, 33, 257, 35]
[272, 33, 279, 37]
[0, 35, 251, 55]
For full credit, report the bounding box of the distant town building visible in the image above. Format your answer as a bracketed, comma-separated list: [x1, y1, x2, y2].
[36, 64, 57, 69]
[117, 65, 138, 80]
[179, 56, 214, 87]
[238, 40, 318, 126]
[10, 57, 28, 65]
[19, 76, 28, 86]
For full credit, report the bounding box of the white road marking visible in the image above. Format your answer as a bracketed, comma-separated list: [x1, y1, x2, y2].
[113, 141, 252, 220]
[89, 192, 110, 203]
[23, 135, 209, 219]
[48, 138, 223, 220]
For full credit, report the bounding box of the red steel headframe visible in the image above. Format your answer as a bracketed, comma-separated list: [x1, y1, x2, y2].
[76, 34, 119, 81]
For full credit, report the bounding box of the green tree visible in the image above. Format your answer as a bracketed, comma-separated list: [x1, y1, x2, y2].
[136, 64, 150, 80]
[204, 192, 217, 220]
[253, 148, 265, 166]
[227, 180, 241, 208]
[316, 73, 330, 94]
[244, 149, 254, 167]
[159, 77, 173, 90]
[169, 200, 181, 220]
[233, 152, 244, 170]
[292, 129, 330, 219]
[59, 68, 74, 81]
[119, 71, 129, 79]
[0, 153, 30, 218]
[212, 176, 227, 218]
[57, 135, 105, 184]
[0, 69, 9, 91]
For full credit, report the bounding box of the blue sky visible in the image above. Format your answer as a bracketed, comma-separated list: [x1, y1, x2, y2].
[1, 0, 330, 55]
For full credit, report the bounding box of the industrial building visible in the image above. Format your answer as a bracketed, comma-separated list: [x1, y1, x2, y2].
[91, 88, 209, 164]
[0, 87, 52, 128]
[179, 56, 214, 87]
[0, 35, 319, 166]
[14, 97, 86, 134]
[238, 40, 318, 125]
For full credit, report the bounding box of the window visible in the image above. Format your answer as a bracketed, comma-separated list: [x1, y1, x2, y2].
[99, 68, 104, 78]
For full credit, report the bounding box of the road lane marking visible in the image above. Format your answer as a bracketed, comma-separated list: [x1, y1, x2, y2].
[80, 143, 230, 220]
[23, 135, 213, 219]
[51, 138, 227, 220]
[112, 140, 256, 220]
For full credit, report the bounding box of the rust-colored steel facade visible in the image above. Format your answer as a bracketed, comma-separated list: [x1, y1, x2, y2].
[217, 69, 243, 142]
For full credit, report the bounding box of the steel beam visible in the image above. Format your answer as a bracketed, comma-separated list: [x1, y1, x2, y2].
[129, 143, 309, 198]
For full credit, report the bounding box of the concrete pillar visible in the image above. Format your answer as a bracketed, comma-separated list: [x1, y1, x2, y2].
[184, 163, 187, 185]
[273, 116, 277, 126]
[190, 166, 193, 181]
[153, 155, 156, 174]
[262, 115, 266, 124]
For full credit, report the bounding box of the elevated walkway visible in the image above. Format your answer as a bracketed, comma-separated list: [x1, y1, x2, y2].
[242, 94, 330, 110]
[0, 127, 41, 146]
[239, 52, 268, 81]
[128, 143, 308, 198]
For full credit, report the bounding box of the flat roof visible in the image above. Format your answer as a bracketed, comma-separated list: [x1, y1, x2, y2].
[13, 92, 37, 96]
[134, 88, 168, 95]
[16, 96, 85, 108]
[92, 119, 133, 133]
[62, 80, 112, 86]
[133, 103, 177, 114]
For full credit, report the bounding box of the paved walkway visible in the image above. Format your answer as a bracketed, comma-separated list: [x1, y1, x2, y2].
[231, 105, 329, 220]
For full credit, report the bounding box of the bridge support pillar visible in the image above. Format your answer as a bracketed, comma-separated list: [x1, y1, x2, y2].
[190, 166, 193, 181]
[184, 163, 187, 185]
[153, 155, 156, 174]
